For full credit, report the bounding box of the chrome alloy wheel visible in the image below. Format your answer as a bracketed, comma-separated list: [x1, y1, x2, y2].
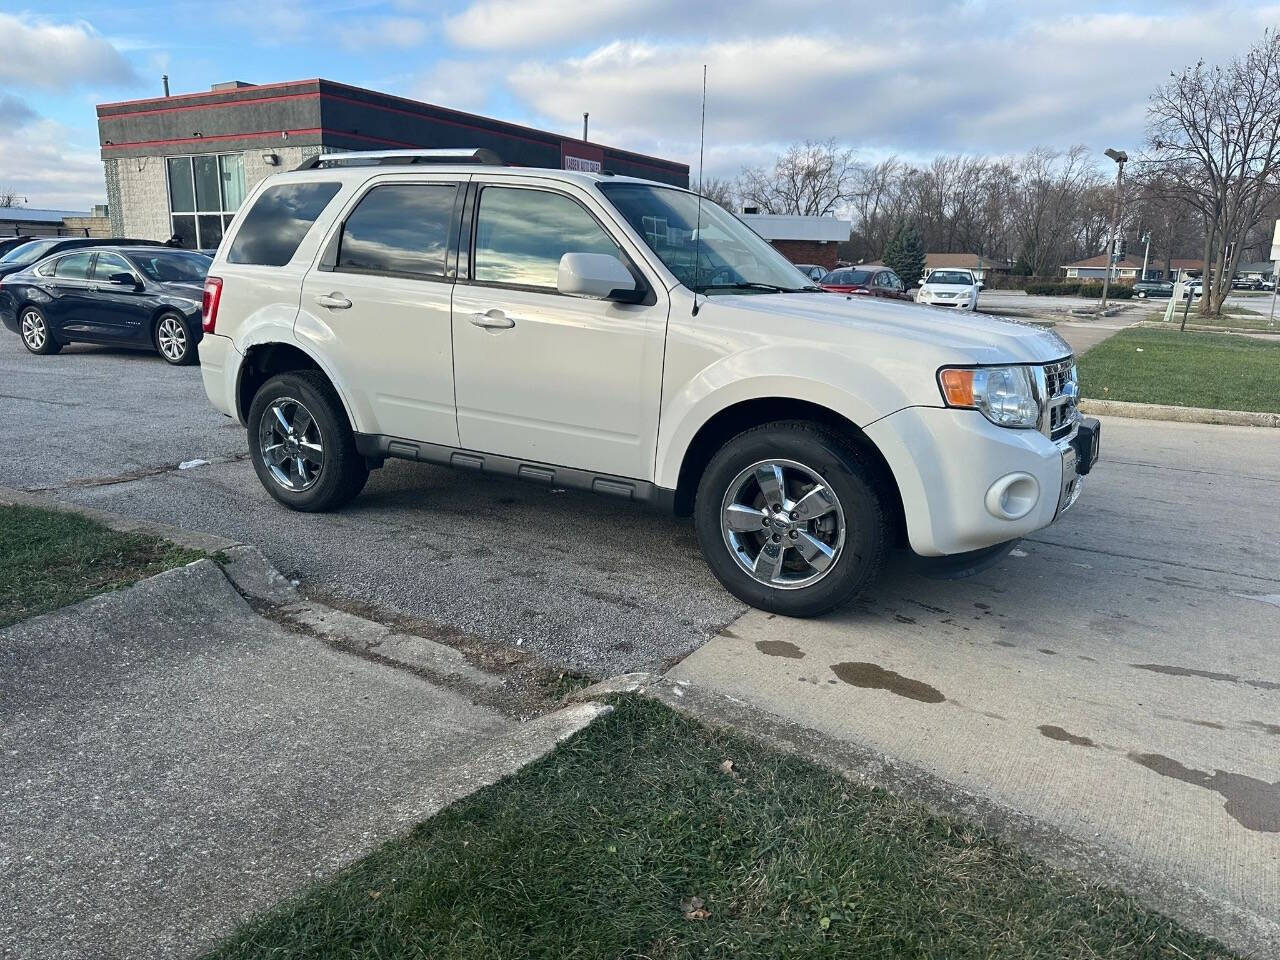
[157, 316, 187, 362]
[20, 309, 46, 351]
[720, 459, 847, 589]
[258, 397, 325, 492]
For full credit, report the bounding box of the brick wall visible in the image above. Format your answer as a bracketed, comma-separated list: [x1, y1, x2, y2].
[103, 145, 319, 243]
[60, 216, 111, 238]
[770, 239, 838, 270]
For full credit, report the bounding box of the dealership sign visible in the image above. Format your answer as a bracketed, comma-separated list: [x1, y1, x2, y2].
[563, 142, 605, 174]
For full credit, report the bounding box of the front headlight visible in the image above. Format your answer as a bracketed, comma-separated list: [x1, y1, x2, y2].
[938, 365, 1040, 429]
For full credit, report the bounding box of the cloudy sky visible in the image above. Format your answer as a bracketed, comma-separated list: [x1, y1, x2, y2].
[2, 0, 1277, 210]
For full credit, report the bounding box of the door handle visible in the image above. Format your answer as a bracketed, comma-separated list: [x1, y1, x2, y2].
[316, 293, 352, 310]
[469, 309, 516, 330]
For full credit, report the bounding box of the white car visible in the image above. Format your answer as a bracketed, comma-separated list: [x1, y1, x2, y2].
[916, 269, 982, 311]
[199, 149, 1098, 617]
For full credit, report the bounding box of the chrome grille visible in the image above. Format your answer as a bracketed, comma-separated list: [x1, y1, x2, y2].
[1040, 357, 1078, 440]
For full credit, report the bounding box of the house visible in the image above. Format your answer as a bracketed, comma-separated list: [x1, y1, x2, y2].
[738, 213, 851, 270]
[1237, 261, 1275, 282]
[1062, 255, 1202, 283]
[924, 253, 1012, 284]
[0, 205, 111, 239]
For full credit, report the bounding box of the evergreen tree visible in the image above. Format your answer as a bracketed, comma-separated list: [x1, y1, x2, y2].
[883, 222, 926, 288]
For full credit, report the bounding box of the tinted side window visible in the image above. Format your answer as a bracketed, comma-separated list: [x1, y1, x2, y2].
[473, 187, 621, 289]
[338, 183, 457, 278]
[91, 253, 135, 281]
[54, 252, 95, 279]
[227, 181, 342, 266]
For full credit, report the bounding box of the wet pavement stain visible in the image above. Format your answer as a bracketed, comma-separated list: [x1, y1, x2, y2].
[830, 662, 945, 703]
[893, 614, 917, 625]
[974, 602, 991, 610]
[992, 640, 1017, 648]
[756, 639, 804, 659]
[1129, 753, 1280, 833]
[1131, 663, 1280, 692]
[720, 628, 741, 639]
[1246, 721, 1280, 736]
[1038, 725, 1095, 747]
[1038, 648, 1058, 656]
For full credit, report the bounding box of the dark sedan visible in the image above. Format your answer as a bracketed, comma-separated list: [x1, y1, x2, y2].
[0, 246, 210, 365]
[0, 236, 36, 259]
[0, 236, 156, 282]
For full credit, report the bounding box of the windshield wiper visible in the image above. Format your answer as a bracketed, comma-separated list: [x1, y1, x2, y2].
[697, 282, 821, 294]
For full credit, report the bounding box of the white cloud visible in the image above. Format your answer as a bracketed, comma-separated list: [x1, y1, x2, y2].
[501, 6, 1280, 173]
[0, 14, 139, 90]
[444, 0, 645, 50]
[340, 16, 432, 52]
[409, 60, 498, 113]
[0, 118, 105, 210]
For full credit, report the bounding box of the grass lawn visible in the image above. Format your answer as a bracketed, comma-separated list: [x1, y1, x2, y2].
[0, 504, 204, 628]
[204, 696, 1234, 960]
[1079, 327, 1280, 413]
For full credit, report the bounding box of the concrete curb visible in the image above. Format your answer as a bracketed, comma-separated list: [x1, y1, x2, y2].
[572, 673, 1279, 957]
[1079, 399, 1280, 428]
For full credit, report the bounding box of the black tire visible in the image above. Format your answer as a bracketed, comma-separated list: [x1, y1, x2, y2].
[18, 305, 61, 355]
[693, 421, 889, 617]
[153, 312, 197, 365]
[247, 371, 368, 512]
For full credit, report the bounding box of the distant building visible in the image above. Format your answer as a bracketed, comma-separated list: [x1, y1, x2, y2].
[97, 77, 689, 248]
[739, 213, 851, 270]
[0, 205, 111, 239]
[1062, 255, 1202, 283]
[1237, 261, 1275, 281]
[924, 253, 1012, 283]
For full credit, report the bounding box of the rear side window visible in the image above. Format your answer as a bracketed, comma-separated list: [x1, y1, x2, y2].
[338, 183, 457, 279]
[227, 181, 341, 266]
[54, 252, 94, 279]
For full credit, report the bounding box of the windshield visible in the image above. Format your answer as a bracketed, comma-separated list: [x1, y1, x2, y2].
[0, 239, 59, 264]
[824, 269, 874, 285]
[129, 250, 211, 283]
[598, 183, 819, 295]
[927, 270, 973, 285]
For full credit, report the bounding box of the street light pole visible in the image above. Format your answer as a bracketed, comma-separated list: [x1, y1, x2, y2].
[1140, 231, 1151, 281]
[1100, 148, 1128, 310]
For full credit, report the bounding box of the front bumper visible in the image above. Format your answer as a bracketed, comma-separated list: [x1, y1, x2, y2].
[865, 407, 1099, 557]
[919, 296, 976, 310]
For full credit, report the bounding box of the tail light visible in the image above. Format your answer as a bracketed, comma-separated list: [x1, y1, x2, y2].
[201, 276, 223, 333]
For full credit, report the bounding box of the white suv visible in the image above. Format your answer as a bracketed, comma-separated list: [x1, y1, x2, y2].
[199, 149, 1099, 617]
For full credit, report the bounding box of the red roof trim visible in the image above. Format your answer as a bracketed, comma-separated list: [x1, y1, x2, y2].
[97, 79, 322, 112]
[101, 127, 422, 151]
[98, 91, 320, 121]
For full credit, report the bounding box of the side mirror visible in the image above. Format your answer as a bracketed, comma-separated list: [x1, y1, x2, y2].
[109, 272, 139, 288]
[557, 252, 640, 302]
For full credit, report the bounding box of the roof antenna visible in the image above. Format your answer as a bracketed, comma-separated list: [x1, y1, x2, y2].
[691, 64, 707, 317]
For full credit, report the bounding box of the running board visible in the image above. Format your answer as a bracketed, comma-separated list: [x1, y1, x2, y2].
[354, 432, 674, 509]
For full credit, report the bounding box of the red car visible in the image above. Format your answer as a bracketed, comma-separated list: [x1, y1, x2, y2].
[819, 267, 910, 300]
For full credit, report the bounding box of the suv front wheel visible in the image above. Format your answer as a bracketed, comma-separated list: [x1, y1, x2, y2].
[248, 371, 368, 512]
[694, 421, 889, 617]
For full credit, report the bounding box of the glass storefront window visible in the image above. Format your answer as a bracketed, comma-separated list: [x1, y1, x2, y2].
[166, 152, 247, 250]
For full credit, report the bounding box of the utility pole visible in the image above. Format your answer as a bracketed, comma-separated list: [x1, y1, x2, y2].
[582, 112, 589, 141]
[1100, 148, 1127, 310]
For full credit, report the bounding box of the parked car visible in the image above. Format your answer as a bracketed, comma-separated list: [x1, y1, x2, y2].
[1261, 278, 1276, 291]
[819, 267, 910, 299]
[792, 263, 827, 282]
[0, 236, 36, 259]
[1231, 276, 1261, 290]
[916, 268, 981, 311]
[0, 236, 156, 282]
[198, 150, 1098, 617]
[1181, 279, 1203, 299]
[1132, 279, 1174, 299]
[0, 246, 210, 364]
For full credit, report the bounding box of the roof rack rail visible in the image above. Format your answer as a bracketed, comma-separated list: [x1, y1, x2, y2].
[293, 148, 503, 171]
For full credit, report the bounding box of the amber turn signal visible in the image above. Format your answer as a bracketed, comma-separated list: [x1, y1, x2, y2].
[939, 368, 975, 407]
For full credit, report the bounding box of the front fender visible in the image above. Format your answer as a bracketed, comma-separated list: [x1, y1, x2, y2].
[654, 346, 916, 490]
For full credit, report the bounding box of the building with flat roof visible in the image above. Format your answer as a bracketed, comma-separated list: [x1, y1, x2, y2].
[0, 205, 111, 239]
[739, 213, 851, 270]
[97, 78, 689, 249]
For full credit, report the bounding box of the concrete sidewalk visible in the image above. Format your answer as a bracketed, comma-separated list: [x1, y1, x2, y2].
[671, 416, 1280, 953]
[0, 560, 599, 959]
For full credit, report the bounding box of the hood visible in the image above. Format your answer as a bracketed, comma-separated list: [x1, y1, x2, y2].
[710, 291, 1070, 365]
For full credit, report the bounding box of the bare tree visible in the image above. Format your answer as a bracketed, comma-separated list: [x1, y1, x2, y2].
[697, 176, 738, 210]
[1146, 32, 1280, 315]
[0, 188, 18, 208]
[737, 140, 860, 217]
[1005, 146, 1103, 276]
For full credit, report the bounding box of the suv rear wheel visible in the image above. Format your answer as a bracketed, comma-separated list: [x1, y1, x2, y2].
[248, 371, 368, 511]
[694, 421, 888, 617]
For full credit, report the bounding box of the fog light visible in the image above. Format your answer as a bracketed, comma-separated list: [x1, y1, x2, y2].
[985, 473, 1039, 520]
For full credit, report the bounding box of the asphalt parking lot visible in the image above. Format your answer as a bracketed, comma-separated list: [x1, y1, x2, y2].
[3, 315, 1278, 948]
